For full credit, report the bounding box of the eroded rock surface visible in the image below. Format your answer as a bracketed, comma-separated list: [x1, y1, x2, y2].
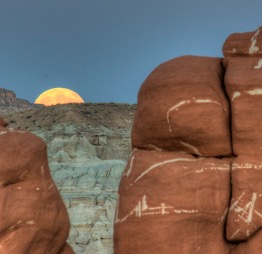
[115, 26, 262, 254]
[52, 160, 125, 253]
[2, 103, 134, 254]
[223, 26, 262, 57]
[132, 56, 232, 157]
[34, 124, 128, 254]
[0, 118, 73, 254]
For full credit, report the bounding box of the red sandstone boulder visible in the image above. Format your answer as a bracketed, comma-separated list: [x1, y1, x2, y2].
[223, 26, 262, 57]
[132, 55, 232, 157]
[227, 156, 262, 242]
[115, 28, 262, 252]
[114, 149, 231, 254]
[0, 125, 74, 253]
[224, 57, 262, 156]
[231, 230, 262, 254]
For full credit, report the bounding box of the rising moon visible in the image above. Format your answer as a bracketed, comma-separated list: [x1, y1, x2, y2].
[34, 87, 84, 106]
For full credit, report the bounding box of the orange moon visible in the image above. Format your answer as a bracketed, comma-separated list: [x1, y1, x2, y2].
[34, 87, 84, 106]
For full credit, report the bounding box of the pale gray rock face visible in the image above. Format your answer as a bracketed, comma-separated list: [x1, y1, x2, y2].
[50, 160, 125, 254]
[34, 123, 131, 163]
[32, 123, 129, 254]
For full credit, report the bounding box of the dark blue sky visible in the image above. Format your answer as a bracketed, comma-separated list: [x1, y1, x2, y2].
[0, 0, 261, 103]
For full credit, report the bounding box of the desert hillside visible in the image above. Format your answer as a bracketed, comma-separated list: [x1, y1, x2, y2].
[2, 102, 136, 131]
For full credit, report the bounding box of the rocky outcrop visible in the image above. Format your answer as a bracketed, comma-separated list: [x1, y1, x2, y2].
[0, 88, 40, 114]
[115, 26, 262, 254]
[223, 26, 262, 57]
[224, 57, 262, 156]
[2, 102, 134, 254]
[50, 160, 125, 253]
[223, 27, 262, 248]
[34, 123, 128, 254]
[0, 118, 73, 253]
[132, 56, 231, 157]
[115, 149, 231, 253]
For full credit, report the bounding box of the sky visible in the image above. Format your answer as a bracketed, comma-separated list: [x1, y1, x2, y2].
[0, 0, 262, 104]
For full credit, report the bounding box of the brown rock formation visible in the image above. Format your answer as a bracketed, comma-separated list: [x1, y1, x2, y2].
[224, 57, 262, 156]
[115, 26, 262, 254]
[0, 88, 35, 108]
[223, 26, 262, 57]
[132, 56, 232, 157]
[0, 123, 74, 253]
[115, 149, 231, 254]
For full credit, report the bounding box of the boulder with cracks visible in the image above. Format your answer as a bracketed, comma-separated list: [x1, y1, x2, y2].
[115, 26, 262, 254]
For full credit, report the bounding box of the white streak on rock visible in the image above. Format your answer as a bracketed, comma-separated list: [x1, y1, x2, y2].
[232, 92, 241, 101]
[195, 99, 221, 106]
[233, 162, 262, 170]
[255, 210, 262, 218]
[174, 209, 199, 214]
[0, 130, 25, 136]
[167, 99, 222, 133]
[231, 192, 257, 225]
[246, 88, 262, 95]
[247, 193, 257, 223]
[220, 208, 229, 223]
[141, 195, 148, 211]
[249, 28, 260, 54]
[230, 192, 246, 211]
[230, 229, 240, 240]
[254, 59, 262, 69]
[186, 164, 229, 175]
[116, 195, 174, 223]
[126, 155, 135, 177]
[180, 141, 201, 155]
[251, 29, 261, 41]
[167, 100, 191, 132]
[26, 220, 35, 225]
[134, 157, 198, 184]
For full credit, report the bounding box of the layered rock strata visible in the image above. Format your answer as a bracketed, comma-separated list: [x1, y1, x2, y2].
[0, 118, 73, 253]
[115, 26, 262, 254]
[34, 123, 128, 253]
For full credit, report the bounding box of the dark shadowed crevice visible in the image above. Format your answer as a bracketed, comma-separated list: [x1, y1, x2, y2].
[220, 60, 235, 158]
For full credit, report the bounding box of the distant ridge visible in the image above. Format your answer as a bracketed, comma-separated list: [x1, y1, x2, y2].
[0, 88, 41, 114]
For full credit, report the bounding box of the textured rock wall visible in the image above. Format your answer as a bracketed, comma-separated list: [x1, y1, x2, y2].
[0, 88, 40, 115]
[0, 119, 73, 254]
[32, 122, 130, 254]
[115, 26, 262, 254]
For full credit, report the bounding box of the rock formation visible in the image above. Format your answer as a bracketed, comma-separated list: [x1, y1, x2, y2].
[2, 102, 134, 254]
[0, 88, 40, 114]
[0, 117, 74, 253]
[115, 26, 262, 253]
